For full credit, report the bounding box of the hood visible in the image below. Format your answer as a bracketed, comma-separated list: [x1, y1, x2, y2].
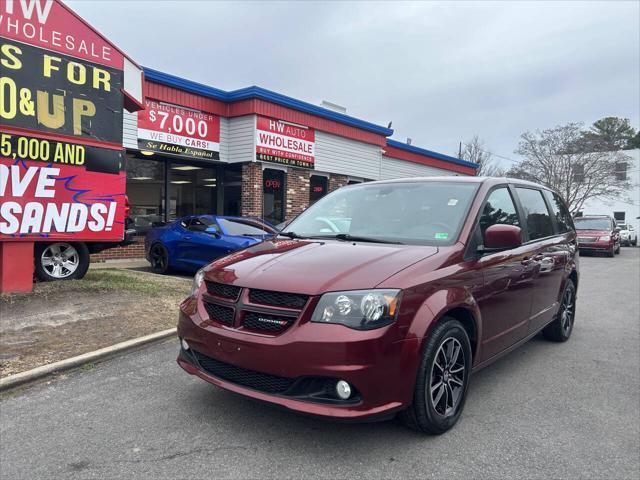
[204, 239, 438, 295]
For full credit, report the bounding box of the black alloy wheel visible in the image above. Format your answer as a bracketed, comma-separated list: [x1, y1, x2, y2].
[400, 318, 472, 434]
[149, 243, 170, 274]
[543, 279, 576, 342]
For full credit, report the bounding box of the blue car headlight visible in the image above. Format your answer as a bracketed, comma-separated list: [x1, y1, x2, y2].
[310, 289, 401, 330]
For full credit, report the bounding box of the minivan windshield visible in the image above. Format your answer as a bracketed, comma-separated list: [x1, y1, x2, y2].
[283, 181, 479, 245]
[574, 218, 612, 231]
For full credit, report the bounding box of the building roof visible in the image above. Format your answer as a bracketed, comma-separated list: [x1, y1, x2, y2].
[143, 68, 394, 137]
[142, 67, 479, 173]
[386, 139, 479, 170]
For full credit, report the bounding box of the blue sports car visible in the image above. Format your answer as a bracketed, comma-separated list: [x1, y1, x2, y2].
[144, 215, 277, 274]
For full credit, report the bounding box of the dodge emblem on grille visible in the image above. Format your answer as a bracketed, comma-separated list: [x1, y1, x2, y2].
[258, 317, 288, 326]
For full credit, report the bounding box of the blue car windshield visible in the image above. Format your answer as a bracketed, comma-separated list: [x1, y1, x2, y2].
[218, 218, 275, 236]
[284, 181, 479, 246]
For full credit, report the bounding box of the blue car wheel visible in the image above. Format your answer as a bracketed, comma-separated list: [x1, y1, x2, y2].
[149, 243, 170, 274]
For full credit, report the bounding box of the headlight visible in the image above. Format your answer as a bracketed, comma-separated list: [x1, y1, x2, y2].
[599, 235, 611, 241]
[191, 268, 205, 297]
[311, 289, 401, 330]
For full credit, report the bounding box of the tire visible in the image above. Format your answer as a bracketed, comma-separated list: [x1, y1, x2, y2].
[149, 242, 171, 274]
[543, 280, 576, 342]
[400, 318, 472, 434]
[34, 242, 90, 281]
[607, 245, 615, 257]
[615, 244, 621, 254]
[633, 239, 638, 247]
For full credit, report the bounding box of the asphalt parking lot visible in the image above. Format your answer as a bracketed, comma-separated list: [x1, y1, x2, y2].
[1, 249, 639, 479]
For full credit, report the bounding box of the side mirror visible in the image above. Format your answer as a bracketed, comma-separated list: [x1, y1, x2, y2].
[205, 227, 222, 238]
[480, 224, 522, 253]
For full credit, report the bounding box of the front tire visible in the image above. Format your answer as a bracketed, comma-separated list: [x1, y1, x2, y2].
[35, 242, 90, 281]
[149, 242, 171, 274]
[400, 318, 472, 434]
[543, 280, 576, 342]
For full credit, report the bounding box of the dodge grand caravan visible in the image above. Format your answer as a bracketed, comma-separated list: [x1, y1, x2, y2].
[177, 177, 579, 434]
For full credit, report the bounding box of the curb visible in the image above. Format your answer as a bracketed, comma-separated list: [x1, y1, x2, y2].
[0, 328, 177, 392]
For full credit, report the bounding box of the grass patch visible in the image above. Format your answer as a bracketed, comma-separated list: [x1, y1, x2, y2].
[80, 362, 95, 371]
[1, 269, 188, 304]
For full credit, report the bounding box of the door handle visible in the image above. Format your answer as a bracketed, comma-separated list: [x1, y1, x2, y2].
[182, 235, 192, 240]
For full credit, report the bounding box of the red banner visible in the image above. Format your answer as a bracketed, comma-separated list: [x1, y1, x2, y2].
[255, 116, 315, 169]
[1, 0, 132, 243]
[137, 99, 220, 160]
[0, 157, 125, 241]
[0, 0, 124, 68]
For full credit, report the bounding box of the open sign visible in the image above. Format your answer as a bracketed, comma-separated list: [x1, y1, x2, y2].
[264, 179, 282, 189]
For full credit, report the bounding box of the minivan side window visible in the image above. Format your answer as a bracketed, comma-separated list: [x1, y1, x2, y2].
[515, 188, 554, 240]
[479, 187, 520, 236]
[545, 191, 574, 233]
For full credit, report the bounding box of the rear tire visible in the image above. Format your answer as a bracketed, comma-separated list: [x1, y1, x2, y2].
[149, 242, 171, 274]
[607, 245, 615, 257]
[615, 244, 620, 254]
[543, 280, 576, 342]
[400, 318, 472, 434]
[34, 242, 90, 281]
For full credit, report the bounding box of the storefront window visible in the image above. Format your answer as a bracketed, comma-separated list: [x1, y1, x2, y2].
[125, 155, 165, 235]
[170, 163, 218, 219]
[263, 168, 285, 225]
[310, 175, 328, 204]
[223, 164, 242, 216]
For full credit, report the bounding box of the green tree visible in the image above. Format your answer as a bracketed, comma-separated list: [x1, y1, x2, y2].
[578, 117, 637, 152]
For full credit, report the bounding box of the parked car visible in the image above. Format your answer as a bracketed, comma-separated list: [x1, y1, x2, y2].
[145, 215, 277, 274]
[574, 215, 621, 257]
[616, 222, 637, 246]
[177, 177, 579, 434]
[34, 196, 136, 281]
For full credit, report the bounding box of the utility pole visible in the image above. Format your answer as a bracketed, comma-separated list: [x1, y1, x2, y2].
[458, 141, 462, 159]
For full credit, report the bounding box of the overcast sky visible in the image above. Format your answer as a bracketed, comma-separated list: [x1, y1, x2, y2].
[70, 0, 640, 169]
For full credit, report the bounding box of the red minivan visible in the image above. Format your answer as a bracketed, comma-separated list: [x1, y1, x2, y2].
[177, 177, 579, 434]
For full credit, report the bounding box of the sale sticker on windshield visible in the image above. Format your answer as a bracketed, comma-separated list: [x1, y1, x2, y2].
[137, 99, 220, 160]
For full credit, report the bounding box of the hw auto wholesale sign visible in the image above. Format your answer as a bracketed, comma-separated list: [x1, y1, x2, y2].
[138, 99, 220, 160]
[256, 115, 315, 169]
[0, 0, 137, 242]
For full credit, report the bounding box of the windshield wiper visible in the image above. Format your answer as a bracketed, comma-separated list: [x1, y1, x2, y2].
[278, 231, 308, 239]
[332, 233, 402, 244]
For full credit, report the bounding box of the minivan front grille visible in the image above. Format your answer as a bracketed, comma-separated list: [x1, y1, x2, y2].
[248, 289, 308, 309]
[577, 236, 597, 243]
[203, 302, 235, 326]
[191, 349, 294, 394]
[205, 281, 241, 300]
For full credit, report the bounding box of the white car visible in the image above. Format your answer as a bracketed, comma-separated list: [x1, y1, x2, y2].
[617, 223, 638, 246]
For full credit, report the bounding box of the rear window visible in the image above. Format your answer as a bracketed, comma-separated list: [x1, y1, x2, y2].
[515, 188, 554, 240]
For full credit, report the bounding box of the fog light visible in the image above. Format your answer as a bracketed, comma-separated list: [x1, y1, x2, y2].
[180, 338, 190, 351]
[335, 380, 351, 400]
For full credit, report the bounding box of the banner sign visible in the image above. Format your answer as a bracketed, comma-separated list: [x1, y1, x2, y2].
[0, 38, 123, 144]
[0, 156, 126, 241]
[255, 116, 315, 169]
[0, 0, 131, 243]
[137, 99, 220, 160]
[0, 0, 123, 69]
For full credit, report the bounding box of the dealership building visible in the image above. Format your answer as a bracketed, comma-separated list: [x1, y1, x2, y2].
[95, 67, 479, 261]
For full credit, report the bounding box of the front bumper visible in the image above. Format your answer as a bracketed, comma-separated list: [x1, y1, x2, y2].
[578, 240, 614, 251]
[176, 299, 420, 420]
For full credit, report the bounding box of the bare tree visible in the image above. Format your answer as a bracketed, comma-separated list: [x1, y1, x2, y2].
[509, 122, 633, 214]
[458, 135, 504, 176]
